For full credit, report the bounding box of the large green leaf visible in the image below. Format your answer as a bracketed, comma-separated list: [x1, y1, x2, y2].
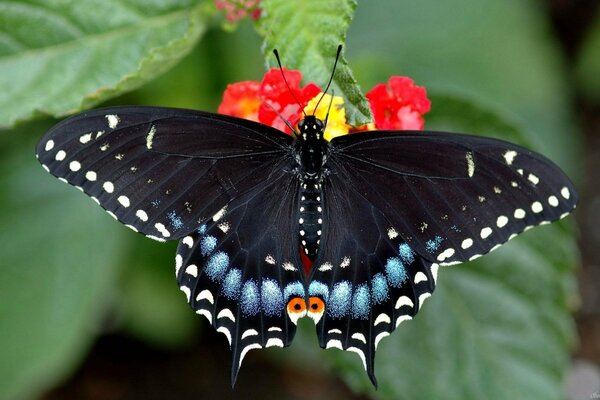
[0, 0, 206, 128]
[347, 0, 581, 175]
[258, 0, 372, 126]
[312, 94, 578, 399]
[0, 122, 129, 399]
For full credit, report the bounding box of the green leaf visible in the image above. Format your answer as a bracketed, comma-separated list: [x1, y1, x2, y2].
[258, 0, 372, 126]
[317, 94, 578, 399]
[347, 0, 581, 175]
[0, 121, 129, 399]
[576, 10, 600, 101]
[0, 0, 207, 128]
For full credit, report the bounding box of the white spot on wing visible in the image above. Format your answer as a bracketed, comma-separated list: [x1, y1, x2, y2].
[106, 114, 120, 129]
[218, 222, 230, 233]
[55, 150, 66, 161]
[387, 227, 398, 239]
[465, 151, 475, 177]
[241, 329, 259, 340]
[85, 171, 97, 181]
[328, 329, 342, 335]
[79, 133, 93, 144]
[69, 161, 81, 171]
[183, 236, 194, 248]
[374, 313, 391, 326]
[185, 264, 198, 277]
[318, 262, 333, 272]
[265, 255, 276, 265]
[461, 238, 473, 249]
[117, 195, 130, 208]
[375, 331, 390, 350]
[325, 339, 343, 350]
[347, 347, 367, 371]
[395, 296, 414, 309]
[45, 140, 55, 151]
[351, 332, 367, 344]
[395, 315, 412, 328]
[155, 222, 171, 238]
[217, 308, 235, 322]
[503, 150, 517, 165]
[146, 125, 156, 149]
[196, 289, 213, 303]
[136, 209, 148, 222]
[528, 173, 539, 185]
[414, 271, 428, 283]
[531, 201, 543, 214]
[266, 338, 284, 348]
[282, 261, 296, 271]
[560, 187, 570, 200]
[212, 206, 227, 222]
[175, 254, 183, 275]
[340, 256, 350, 268]
[217, 326, 232, 346]
[548, 195, 559, 207]
[496, 216, 508, 228]
[180, 286, 191, 302]
[103, 181, 114, 193]
[418, 292, 431, 308]
[436, 248, 455, 262]
[480, 227, 493, 239]
[514, 208, 526, 219]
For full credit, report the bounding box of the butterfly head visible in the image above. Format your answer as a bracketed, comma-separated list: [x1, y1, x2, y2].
[297, 115, 325, 142]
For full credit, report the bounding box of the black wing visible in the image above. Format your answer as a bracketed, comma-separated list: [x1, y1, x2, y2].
[175, 159, 306, 385]
[36, 106, 294, 241]
[310, 130, 577, 385]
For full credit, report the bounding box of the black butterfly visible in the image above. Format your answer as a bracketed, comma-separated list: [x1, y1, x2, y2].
[36, 57, 577, 387]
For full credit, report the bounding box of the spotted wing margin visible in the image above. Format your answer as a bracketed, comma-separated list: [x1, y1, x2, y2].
[36, 106, 294, 241]
[175, 166, 305, 385]
[309, 163, 437, 386]
[328, 130, 577, 265]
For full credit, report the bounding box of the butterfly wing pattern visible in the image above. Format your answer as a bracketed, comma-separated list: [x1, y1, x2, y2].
[36, 106, 577, 386]
[310, 131, 577, 384]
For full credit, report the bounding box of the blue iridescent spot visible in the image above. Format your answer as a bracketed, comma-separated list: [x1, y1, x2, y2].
[198, 224, 207, 234]
[308, 281, 329, 302]
[283, 281, 306, 300]
[351, 283, 371, 319]
[151, 199, 160, 208]
[261, 279, 284, 316]
[205, 251, 229, 281]
[371, 273, 389, 304]
[328, 281, 352, 318]
[167, 210, 184, 230]
[200, 235, 217, 256]
[398, 243, 415, 264]
[222, 268, 242, 300]
[450, 225, 461, 233]
[385, 257, 408, 288]
[241, 280, 260, 316]
[425, 235, 443, 253]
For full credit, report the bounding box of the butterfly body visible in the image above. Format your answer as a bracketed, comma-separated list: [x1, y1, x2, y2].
[36, 105, 577, 387]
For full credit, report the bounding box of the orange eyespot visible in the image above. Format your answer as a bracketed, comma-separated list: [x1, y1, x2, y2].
[308, 297, 325, 314]
[287, 297, 307, 314]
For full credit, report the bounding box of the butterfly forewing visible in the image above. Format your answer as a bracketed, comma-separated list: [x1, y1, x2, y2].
[36, 107, 294, 241]
[328, 131, 577, 265]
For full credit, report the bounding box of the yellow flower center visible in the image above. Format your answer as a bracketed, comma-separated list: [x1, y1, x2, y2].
[304, 93, 349, 141]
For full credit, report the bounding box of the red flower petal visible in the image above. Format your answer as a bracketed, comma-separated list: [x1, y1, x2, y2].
[217, 80, 261, 122]
[367, 76, 431, 130]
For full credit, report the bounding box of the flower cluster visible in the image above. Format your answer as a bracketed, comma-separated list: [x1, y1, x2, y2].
[218, 68, 430, 138]
[215, 0, 261, 23]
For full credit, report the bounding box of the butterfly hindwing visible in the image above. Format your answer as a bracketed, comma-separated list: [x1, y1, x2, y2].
[36, 106, 293, 241]
[175, 165, 306, 384]
[309, 165, 437, 386]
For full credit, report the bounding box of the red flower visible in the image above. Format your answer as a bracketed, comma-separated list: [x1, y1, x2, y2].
[366, 76, 431, 130]
[218, 68, 321, 134]
[258, 68, 321, 134]
[215, 0, 261, 22]
[217, 80, 261, 121]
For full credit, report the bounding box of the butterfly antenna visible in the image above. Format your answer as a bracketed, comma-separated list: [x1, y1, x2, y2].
[263, 100, 298, 136]
[312, 44, 342, 115]
[273, 49, 307, 118]
[323, 88, 335, 128]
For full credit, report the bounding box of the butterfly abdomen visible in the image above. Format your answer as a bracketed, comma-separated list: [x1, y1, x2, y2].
[299, 176, 324, 260]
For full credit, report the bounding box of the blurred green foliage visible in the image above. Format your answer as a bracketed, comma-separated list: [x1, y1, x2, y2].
[0, 0, 587, 399]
